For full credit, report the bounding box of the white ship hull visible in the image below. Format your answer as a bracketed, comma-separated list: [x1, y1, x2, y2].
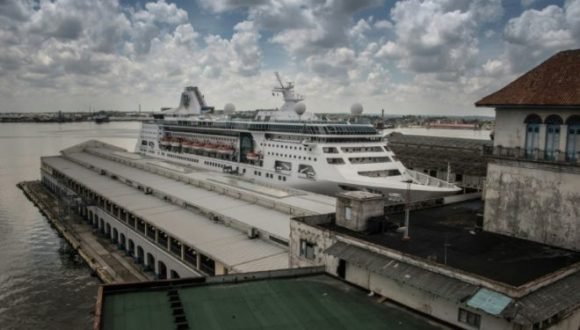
[137, 81, 461, 201]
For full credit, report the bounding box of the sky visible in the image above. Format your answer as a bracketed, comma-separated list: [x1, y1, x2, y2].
[0, 0, 579, 116]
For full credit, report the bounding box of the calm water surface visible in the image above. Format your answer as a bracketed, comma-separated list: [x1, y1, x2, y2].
[0, 122, 140, 330]
[0, 122, 488, 329]
[383, 127, 492, 140]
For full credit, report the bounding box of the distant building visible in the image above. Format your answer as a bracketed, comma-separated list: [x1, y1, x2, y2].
[475, 49, 580, 251]
[387, 133, 491, 191]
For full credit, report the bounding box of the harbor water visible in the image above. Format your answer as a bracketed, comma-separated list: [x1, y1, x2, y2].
[0, 122, 140, 329]
[0, 122, 490, 329]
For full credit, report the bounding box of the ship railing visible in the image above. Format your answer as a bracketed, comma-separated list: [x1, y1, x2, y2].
[405, 169, 457, 189]
[483, 145, 580, 166]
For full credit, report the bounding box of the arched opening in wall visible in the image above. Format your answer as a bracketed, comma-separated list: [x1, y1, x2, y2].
[128, 239, 135, 257]
[545, 115, 563, 160]
[146, 253, 155, 272]
[136, 246, 144, 264]
[88, 211, 93, 224]
[566, 115, 580, 161]
[112, 228, 118, 244]
[170, 270, 180, 279]
[524, 114, 542, 158]
[105, 223, 111, 237]
[157, 261, 167, 280]
[119, 233, 126, 250]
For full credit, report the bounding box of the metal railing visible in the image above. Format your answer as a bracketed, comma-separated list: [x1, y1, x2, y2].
[483, 145, 580, 166]
[406, 169, 458, 189]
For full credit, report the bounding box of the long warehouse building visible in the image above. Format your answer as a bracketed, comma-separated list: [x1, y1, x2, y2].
[41, 140, 335, 279]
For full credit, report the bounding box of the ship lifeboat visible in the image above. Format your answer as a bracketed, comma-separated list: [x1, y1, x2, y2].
[246, 152, 260, 161]
[203, 143, 217, 152]
[190, 141, 203, 151]
[159, 137, 170, 146]
[182, 141, 193, 152]
[170, 138, 181, 147]
[217, 146, 235, 155]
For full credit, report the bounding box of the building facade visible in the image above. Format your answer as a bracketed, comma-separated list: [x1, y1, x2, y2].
[289, 192, 580, 330]
[476, 49, 580, 251]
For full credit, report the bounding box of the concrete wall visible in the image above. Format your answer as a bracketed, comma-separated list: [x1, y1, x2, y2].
[484, 161, 580, 251]
[336, 195, 384, 232]
[289, 220, 337, 269]
[345, 264, 512, 330]
[549, 307, 580, 330]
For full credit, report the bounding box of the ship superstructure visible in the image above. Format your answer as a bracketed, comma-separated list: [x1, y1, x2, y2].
[137, 74, 460, 200]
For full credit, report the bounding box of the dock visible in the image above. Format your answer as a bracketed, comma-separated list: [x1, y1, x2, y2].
[17, 181, 152, 284]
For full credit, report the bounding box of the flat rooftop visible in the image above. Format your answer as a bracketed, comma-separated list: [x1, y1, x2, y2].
[43, 156, 288, 272]
[322, 200, 580, 287]
[98, 273, 443, 330]
[58, 142, 335, 241]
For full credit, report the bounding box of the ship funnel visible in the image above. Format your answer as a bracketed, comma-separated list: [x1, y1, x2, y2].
[169, 86, 205, 115]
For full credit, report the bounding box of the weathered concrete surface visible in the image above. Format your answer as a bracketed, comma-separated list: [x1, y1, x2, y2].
[484, 161, 580, 251]
[18, 181, 152, 284]
[336, 191, 384, 232]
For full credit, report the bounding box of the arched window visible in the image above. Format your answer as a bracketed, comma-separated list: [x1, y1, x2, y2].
[524, 114, 542, 158]
[566, 115, 580, 161]
[544, 115, 563, 160]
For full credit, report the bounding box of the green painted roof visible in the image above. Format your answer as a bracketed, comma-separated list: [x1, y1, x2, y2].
[102, 275, 441, 330]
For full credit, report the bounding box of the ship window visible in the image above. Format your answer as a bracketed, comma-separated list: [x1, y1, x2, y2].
[323, 147, 339, 153]
[358, 170, 401, 177]
[349, 157, 391, 164]
[275, 160, 292, 171]
[327, 158, 345, 165]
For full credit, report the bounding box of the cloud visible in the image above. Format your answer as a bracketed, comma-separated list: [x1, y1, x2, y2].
[503, 2, 579, 72]
[384, 0, 503, 78]
[0, 0, 268, 112]
[203, 0, 382, 56]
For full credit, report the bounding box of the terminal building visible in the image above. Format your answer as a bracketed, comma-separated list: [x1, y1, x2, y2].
[290, 191, 580, 330]
[41, 140, 335, 279]
[286, 50, 580, 330]
[476, 49, 580, 251]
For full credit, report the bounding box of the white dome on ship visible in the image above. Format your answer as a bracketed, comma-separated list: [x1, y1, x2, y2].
[224, 103, 236, 114]
[350, 103, 363, 116]
[294, 102, 306, 116]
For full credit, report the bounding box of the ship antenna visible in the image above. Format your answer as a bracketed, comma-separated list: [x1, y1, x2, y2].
[275, 71, 285, 89]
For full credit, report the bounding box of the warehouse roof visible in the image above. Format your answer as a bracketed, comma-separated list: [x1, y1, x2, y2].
[62, 151, 295, 238]
[96, 271, 441, 330]
[42, 156, 288, 272]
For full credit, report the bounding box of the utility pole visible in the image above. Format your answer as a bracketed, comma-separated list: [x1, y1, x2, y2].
[403, 181, 411, 240]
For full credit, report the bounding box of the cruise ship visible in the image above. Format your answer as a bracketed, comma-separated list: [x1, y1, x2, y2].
[136, 74, 460, 201]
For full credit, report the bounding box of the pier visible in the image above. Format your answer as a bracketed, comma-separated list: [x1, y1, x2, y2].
[18, 181, 151, 284]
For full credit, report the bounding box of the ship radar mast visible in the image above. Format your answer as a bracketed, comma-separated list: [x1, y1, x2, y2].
[273, 72, 304, 112]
